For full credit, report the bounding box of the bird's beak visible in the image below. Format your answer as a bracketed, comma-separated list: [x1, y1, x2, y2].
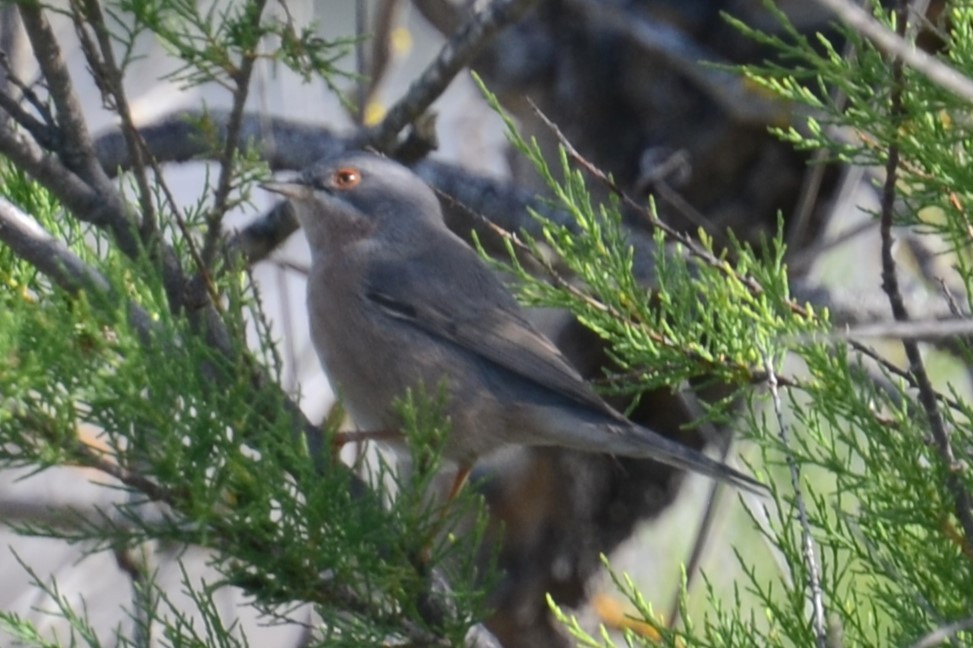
[261, 179, 312, 201]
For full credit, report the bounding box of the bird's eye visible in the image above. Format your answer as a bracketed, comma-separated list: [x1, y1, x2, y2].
[332, 167, 361, 190]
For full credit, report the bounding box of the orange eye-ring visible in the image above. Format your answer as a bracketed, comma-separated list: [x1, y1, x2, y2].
[332, 167, 361, 190]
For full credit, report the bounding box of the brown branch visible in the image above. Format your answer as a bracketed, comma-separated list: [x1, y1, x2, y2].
[877, 1, 973, 545]
[201, 0, 268, 268]
[359, 0, 540, 151]
[0, 195, 109, 294]
[17, 5, 125, 203]
[14, 4, 140, 260]
[73, 0, 158, 240]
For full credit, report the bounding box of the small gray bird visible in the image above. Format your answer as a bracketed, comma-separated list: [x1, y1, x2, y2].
[263, 151, 761, 494]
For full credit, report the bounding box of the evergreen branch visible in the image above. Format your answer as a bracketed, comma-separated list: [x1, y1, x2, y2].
[812, 0, 973, 103]
[0, 196, 338, 493]
[358, 0, 540, 151]
[527, 100, 809, 317]
[12, 408, 172, 504]
[877, 0, 973, 551]
[465, 196, 790, 387]
[528, 98, 973, 422]
[0, 196, 436, 637]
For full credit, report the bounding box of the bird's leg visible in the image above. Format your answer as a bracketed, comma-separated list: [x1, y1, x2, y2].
[445, 464, 472, 504]
[418, 463, 473, 566]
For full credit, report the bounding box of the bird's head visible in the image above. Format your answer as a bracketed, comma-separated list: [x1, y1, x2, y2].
[262, 151, 444, 256]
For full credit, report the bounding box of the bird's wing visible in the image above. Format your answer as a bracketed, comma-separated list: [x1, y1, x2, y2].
[363, 239, 620, 418]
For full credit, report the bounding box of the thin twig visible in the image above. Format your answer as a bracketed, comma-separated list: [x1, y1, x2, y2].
[527, 100, 809, 318]
[806, 318, 973, 342]
[360, 0, 539, 150]
[877, 0, 973, 543]
[788, 211, 875, 275]
[73, 0, 158, 239]
[17, 5, 123, 202]
[0, 65, 55, 147]
[764, 355, 828, 648]
[14, 3, 140, 258]
[355, 0, 368, 124]
[787, 30, 854, 250]
[201, 0, 268, 268]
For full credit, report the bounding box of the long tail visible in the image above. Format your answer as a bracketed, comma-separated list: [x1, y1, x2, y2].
[611, 422, 765, 494]
[528, 406, 766, 494]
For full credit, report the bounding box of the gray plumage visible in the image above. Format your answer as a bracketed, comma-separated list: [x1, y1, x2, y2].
[263, 151, 762, 493]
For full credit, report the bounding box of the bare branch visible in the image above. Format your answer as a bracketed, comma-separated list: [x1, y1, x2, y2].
[764, 355, 828, 648]
[201, 0, 269, 268]
[17, 4, 124, 199]
[360, 0, 540, 151]
[0, 121, 142, 257]
[0, 195, 110, 294]
[812, 317, 973, 342]
[0, 54, 56, 147]
[73, 0, 159, 239]
[94, 109, 345, 173]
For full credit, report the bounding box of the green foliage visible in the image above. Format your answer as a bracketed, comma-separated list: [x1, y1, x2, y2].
[472, 3, 973, 644]
[0, 2, 489, 643]
[0, 158, 489, 645]
[474, 72, 822, 418]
